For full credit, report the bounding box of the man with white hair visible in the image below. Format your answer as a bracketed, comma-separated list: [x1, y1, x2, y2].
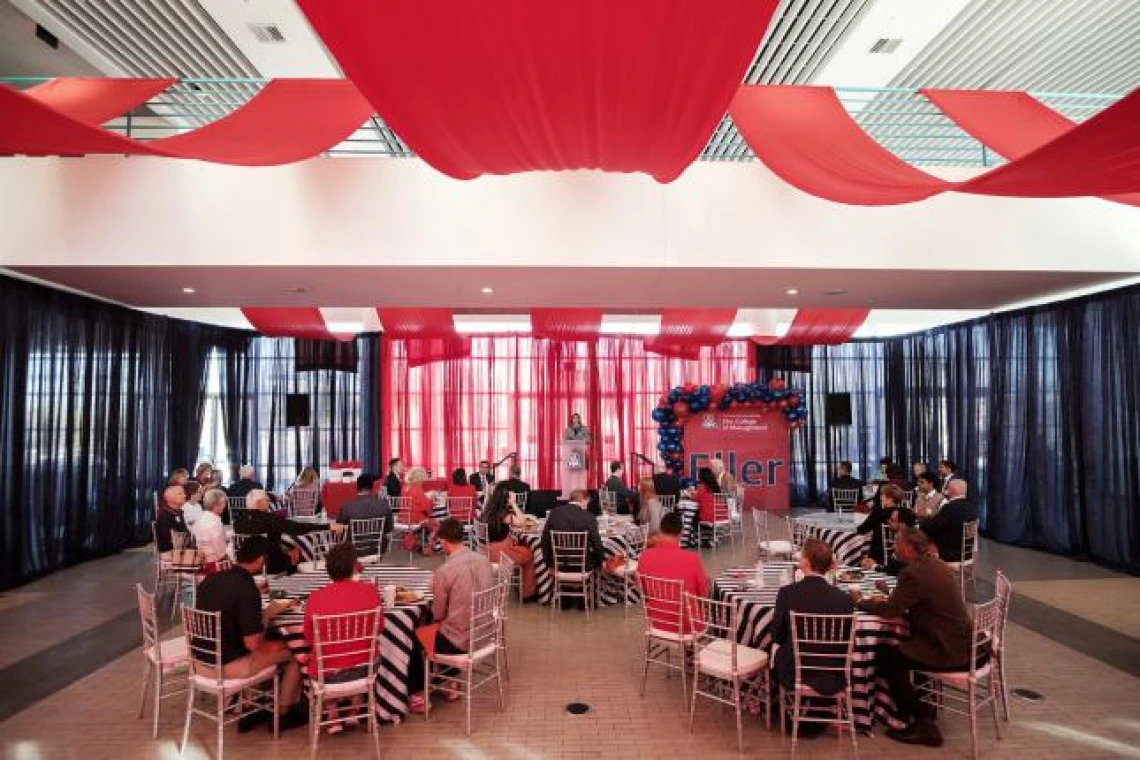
[192, 488, 230, 567]
[233, 488, 320, 574]
[227, 464, 264, 500]
[920, 478, 976, 562]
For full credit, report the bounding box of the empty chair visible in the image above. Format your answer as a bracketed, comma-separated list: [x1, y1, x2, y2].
[494, 554, 516, 679]
[389, 496, 416, 560]
[349, 517, 387, 564]
[753, 509, 795, 560]
[948, 521, 979, 600]
[306, 608, 383, 759]
[549, 531, 596, 619]
[447, 496, 476, 523]
[423, 585, 505, 736]
[684, 592, 771, 753]
[880, 524, 898, 566]
[787, 517, 811, 555]
[180, 608, 280, 759]
[725, 494, 745, 544]
[698, 495, 733, 548]
[288, 488, 319, 518]
[781, 612, 859, 757]
[657, 494, 677, 517]
[598, 490, 618, 516]
[831, 488, 860, 514]
[637, 574, 692, 707]
[915, 597, 1003, 760]
[136, 584, 190, 739]
[306, 530, 338, 563]
[607, 523, 648, 617]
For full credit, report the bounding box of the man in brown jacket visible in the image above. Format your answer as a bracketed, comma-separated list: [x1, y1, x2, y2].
[853, 526, 973, 747]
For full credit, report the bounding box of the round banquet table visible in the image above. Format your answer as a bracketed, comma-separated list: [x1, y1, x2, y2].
[793, 512, 871, 567]
[712, 561, 908, 733]
[265, 565, 433, 722]
[512, 518, 644, 607]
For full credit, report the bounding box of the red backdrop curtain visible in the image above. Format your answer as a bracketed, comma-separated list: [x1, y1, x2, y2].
[386, 336, 750, 488]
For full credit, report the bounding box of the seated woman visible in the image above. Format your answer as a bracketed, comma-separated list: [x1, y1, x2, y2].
[285, 466, 320, 504]
[404, 466, 440, 555]
[447, 468, 479, 521]
[857, 483, 905, 565]
[480, 483, 538, 601]
[637, 477, 663, 534]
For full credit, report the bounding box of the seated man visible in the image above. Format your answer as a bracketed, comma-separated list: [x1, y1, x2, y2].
[224, 464, 266, 524]
[827, 461, 864, 511]
[406, 519, 495, 713]
[502, 464, 532, 495]
[769, 537, 855, 736]
[234, 489, 324, 575]
[335, 473, 393, 551]
[154, 484, 195, 559]
[913, 472, 945, 518]
[636, 512, 708, 632]
[303, 542, 382, 733]
[542, 488, 605, 573]
[192, 535, 307, 732]
[192, 488, 230, 571]
[860, 505, 917, 576]
[920, 479, 976, 562]
[853, 526, 973, 747]
[603, 461, 637, 515]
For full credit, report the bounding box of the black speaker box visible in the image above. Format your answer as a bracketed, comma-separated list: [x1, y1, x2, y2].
[285, 393, 311, 427]
[825, 393, 852, 426]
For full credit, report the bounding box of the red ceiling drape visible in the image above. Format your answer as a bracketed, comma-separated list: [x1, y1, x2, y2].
[386, 336, 749, 489]
[0, 79, 372, 165]
[26, 77, 174, 125]
[241, 307, 352, 341]
[378, 307, 471, 368]
[298, 0, 779, 182]
[922, 88, 1140, 207]
[754, 308, 870, 345]
[730, 85, 1140, 205]
[644, 308, 738, 359]
[530, 308, 603, 341]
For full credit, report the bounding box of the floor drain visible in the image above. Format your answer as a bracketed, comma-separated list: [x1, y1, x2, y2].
[565, 702, 591, 715]
[1012, 688, 1044, 702]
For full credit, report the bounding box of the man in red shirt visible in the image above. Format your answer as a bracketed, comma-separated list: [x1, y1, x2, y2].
[303, 542, 382, 733]
[637, 512, 709, 632]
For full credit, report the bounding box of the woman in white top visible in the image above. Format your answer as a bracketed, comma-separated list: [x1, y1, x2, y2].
[192, 488, 230, 566]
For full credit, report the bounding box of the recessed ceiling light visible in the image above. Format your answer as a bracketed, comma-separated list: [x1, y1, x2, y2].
[182, 287, 196, 294]
[824, 289, 848, 296]
[481, 287, 494, 294]
[786, 288, 799, 296]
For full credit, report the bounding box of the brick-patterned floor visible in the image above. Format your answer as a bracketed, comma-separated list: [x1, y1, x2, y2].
[1, 528, 1137, 759]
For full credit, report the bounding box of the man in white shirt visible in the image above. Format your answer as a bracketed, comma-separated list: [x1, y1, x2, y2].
[193, 487, 230, 566]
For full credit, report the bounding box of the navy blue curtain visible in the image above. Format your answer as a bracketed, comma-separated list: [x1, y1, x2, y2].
[774, 283, 1140, 573]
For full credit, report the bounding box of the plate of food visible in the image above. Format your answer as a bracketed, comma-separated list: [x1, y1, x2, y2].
[395, 587, 424, 604]
[866, 592, 890, 603]
[835, 569, 863, 583]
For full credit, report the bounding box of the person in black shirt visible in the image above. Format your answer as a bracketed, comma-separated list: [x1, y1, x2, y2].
[233, 490, 324, 575]
[857, 484, 906, 565]
[921, 479, 977, 562]
[469, 460, 495, 493]
[227, 465, 264, 500]
[502, 464, 531, 495]
[384, 457, 404, 498]
[154, 485, 193, 555]
[192, 535, 306, 732]
[861, 505, 917, 576]
[651, 468, 682, 504]
[827, 461, 864, 511]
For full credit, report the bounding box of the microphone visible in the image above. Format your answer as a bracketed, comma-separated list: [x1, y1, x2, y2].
[631, 452, 655, 467]
[493, 452, 517, 468]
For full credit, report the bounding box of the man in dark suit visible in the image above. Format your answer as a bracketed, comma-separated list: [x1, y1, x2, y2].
[603, 461, 636, 514]
[769, 537, 855, 736]
[384, 458, 404, 498]
[937, 458, 963, 496]
[920, 479, 976, 562]
[827, 461, 864, 511]
[651, 468, 682, 503]
[335, 474, 392, 552]
[860, 506, 917, 576]
[854, 526, 973, 747]
[502, 465, 531, 495]
[469, 460, 495, 492]
[541, 488, 604, 573]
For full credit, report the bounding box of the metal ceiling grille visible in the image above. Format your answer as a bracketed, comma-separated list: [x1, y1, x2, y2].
[702, 0, 874, 161]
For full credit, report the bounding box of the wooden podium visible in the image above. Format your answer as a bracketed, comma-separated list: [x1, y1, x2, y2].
[560, 440, 589, 498]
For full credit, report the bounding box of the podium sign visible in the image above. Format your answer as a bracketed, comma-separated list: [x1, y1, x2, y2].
[560, 440, 589, 497]
[682, 409, 790, 510]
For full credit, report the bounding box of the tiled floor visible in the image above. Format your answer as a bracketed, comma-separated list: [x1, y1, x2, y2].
[1, 525, 1138, 760]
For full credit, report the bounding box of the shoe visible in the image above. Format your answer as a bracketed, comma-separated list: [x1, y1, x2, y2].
[276, 708, 309, 733]
[237, 710, 271, 734]
[885, 721, 943, 747]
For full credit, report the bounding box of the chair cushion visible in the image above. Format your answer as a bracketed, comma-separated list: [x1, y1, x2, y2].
[556, 571, 591, 582]
[311, 677, 373, 699]
[697, 639, 769, 679]
[648, 627, 696, 644]
[759, 540, 794, 554]
[432, 643, 497, 668]
[924, 662, 991, 684]
[357, 554, 382, 565]
[146, 637, 190, 669]
[192, 664, 278, 694]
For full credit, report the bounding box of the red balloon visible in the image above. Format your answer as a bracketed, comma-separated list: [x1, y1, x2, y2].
[769, 377, 786, 391]
[788, 395, 800, 407]
[674, 402, 689, 418]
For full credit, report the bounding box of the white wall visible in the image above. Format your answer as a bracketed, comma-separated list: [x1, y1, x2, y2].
[1, 156, 1138, 272]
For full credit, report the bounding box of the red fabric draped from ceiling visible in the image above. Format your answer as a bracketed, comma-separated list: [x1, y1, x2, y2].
[730, 85, 1140, 205]
[921, 88, 1140, 207]
[530, 308, 603, 341]
[386, 336, 749, 489]
[378, 308, 471, 369]
[644, 309, 738, 360]
[0, 79, 372, 165]
[298, 0, 779, 182]
[26, 77, 174, 125]
[241, 308, 352, 341]
[754, 308, 870, 346]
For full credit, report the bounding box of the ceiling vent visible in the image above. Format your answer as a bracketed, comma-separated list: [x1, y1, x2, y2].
[869, 37, 903, 54]
[248, 23, 286, 43]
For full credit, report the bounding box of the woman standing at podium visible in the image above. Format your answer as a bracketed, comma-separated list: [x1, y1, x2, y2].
[564, 412, 590, 441]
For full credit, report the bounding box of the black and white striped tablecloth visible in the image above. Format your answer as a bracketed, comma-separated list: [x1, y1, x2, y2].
[794, 514, 870, 567]
[678, 500, 701, 549]
[712, 563, 907, 733]
[514, 525, 642, 607]
[266, 565, 433, 722]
